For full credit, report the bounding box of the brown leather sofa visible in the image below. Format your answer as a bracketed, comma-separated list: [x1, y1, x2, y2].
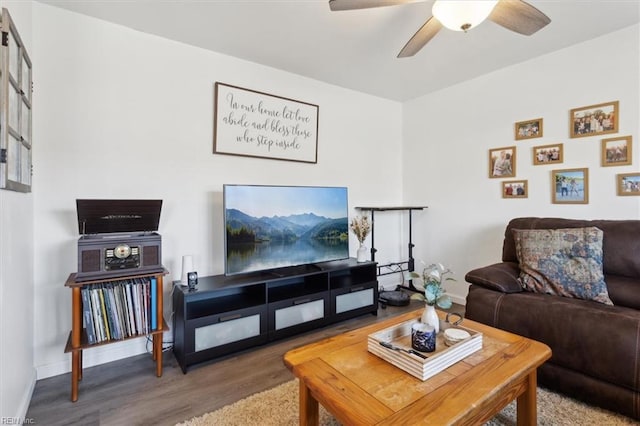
[465, 217, 640, 420]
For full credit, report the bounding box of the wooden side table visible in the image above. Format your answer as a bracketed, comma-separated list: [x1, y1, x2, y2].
[64, 269, 168, 402]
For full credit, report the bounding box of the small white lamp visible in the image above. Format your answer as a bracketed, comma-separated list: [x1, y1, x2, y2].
[180, 255, 194, 286]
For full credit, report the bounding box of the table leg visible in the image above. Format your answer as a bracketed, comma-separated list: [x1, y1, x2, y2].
[516, 370, 537, 426]
[70, 287, 83, 401]
[299, 380, 319, 426]
[154, 333, 163, 377]
[71, 351, 80, 402]
[78, 349, 83, 381]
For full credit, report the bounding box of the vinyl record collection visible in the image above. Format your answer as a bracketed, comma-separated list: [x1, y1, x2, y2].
[80, 277, 158, 344]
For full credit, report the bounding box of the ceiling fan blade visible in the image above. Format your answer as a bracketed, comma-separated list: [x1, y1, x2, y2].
[488, 0, 551, 36]
[397, 17, 442, 58]
[329, 0, 426, 12]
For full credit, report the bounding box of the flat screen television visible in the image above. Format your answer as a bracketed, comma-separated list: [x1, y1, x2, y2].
[223, 184, 349, 275]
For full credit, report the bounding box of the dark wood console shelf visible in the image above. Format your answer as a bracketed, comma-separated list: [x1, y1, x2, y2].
[64, 268, 168, 402]
[355, 206, 428, 292]
[172, 258, 378, 373]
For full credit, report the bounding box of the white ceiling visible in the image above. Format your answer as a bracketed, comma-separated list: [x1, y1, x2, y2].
[37, 0, 640, 101]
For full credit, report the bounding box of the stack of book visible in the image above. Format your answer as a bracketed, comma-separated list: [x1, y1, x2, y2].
[80, 277, 158, 344]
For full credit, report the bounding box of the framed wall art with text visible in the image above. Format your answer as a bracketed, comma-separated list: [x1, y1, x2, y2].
[213, 82, 319, 164]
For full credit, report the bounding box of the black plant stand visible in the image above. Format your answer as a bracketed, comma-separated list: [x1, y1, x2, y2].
[355, 206, 427, 293]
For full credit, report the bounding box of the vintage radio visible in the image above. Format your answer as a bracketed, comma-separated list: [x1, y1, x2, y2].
[76, 199, 164, 282]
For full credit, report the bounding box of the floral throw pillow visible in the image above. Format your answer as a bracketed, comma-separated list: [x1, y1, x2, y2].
[513, 227, 613, 305]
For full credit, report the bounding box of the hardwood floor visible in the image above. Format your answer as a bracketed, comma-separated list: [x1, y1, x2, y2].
[27, 298, 445, 426]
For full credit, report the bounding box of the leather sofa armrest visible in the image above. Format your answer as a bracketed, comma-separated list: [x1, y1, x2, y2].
[465, 262, 523, 293]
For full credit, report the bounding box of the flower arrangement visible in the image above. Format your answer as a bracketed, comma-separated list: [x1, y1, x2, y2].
[409, 262, 454, 309]
[350, 215, 371, 244]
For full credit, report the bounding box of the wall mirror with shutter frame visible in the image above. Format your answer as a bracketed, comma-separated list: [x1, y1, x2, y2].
[0, 8, 32, 193]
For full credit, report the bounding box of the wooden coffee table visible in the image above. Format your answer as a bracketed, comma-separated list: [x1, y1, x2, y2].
[284, 309, 551, 425]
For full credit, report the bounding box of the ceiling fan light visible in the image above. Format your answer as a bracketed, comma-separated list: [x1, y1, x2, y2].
[432, 0, 499, 32]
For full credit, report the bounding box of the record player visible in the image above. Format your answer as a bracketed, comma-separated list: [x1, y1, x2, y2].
[76, 199, 164, 282]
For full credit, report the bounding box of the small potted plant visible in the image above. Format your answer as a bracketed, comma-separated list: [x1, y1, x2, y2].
[408, 263, 454, 332]
[350, 215, 371, 262]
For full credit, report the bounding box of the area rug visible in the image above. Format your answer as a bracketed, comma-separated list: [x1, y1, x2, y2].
[176, 379, 635, 426]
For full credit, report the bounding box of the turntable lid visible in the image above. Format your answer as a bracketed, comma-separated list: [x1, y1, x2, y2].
[76, 199, 162, 234]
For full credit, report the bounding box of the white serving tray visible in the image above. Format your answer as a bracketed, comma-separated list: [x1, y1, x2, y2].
[367, 317, 482, 381]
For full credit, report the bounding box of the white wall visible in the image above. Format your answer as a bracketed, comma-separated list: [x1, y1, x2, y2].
[403, 24, 640, 304]
[0, 1, 36, 421]
[32, 3, 404, 379]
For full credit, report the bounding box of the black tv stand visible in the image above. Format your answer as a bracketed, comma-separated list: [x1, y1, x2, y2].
[268, 262, 322, 278]
[172, 258, 378, 372]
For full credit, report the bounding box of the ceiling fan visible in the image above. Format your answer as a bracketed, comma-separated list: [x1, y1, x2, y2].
[328, 0, 551, 58]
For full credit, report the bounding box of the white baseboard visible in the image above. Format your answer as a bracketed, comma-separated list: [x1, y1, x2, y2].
[449, 293, 467, 306]
[13, 367, 36, 423]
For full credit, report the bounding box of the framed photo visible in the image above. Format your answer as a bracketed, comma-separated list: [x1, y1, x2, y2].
[601, 135, 632, 167]
[213, 82, 319, 163]
[570, 100, 618, 138]
[515, 118, 543, 140]
[552, 168, 589, 204]
[617, 173, 640, 196]
[489, 146, 516, 178]
[502, 180, 528, 198]
[533, 143, 563, 165]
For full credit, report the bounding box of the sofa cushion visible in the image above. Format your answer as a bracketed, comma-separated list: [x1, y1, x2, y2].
[606, 274, 640, 310]
[513, 227, 613, 305]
